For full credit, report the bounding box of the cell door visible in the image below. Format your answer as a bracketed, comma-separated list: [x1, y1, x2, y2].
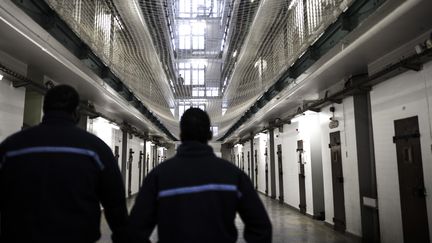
[138, 151, 143, 186]
[277, 144, 284, 203]
[297, 140, 306, 214]
[265, 148, 269, 195]
[114, 146, 120, 166]
[152, 147, 157, 168]
[242, 152, 245, 171]
[247, 151, 251, 177]
[146, 153, 150, 175]
[329, 131, 346, 232]
[127, 148, 135, 197]
[394, 116, 429, 243]
[255, 150, 258, 189]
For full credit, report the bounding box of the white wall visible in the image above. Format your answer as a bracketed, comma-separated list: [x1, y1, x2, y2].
[112, 128, 123, 169]
[0, 52, 26, 142]
[233, 144, 243, 169]
[370, 61, 432, 243]
[145, 142, 153, 174]
[292, 113, 319, 216]
[274, 129, 281, 201]
[0, 80, 25, 141]
[243, 141, 252, 178]
[87, 117, 122, 168]
[146, 142, 158, 174]
[319, 99, 362, 236]
[240, 145, 245, 172]
[255, 134, 268, 194]
[128, 136, 143, 195]
[209, 142, 222, 158]
[276, 123, 300, 209]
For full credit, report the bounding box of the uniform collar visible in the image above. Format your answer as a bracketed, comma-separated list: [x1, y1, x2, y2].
[177, 141, 214, 157]
[41, 111, 76, 126]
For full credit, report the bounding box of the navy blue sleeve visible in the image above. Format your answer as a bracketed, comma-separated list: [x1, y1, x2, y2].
[0, 140, 4, 214]
[237, 172, 272, 243]
[0, 138, 10, 228]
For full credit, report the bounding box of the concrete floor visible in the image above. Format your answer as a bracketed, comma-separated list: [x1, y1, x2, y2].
[98, 194, 360, 243]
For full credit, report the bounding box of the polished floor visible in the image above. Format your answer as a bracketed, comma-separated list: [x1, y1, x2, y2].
[97, 194, 360, 243]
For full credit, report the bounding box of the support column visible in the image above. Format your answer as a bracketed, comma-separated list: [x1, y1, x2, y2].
[269, 128, 276, 199]
[354, 93, 380, 242]
[121, 128, 128, 182]
[23, 67, 44, 128]
[77, 114, 88, 131]
[250, 136, 255, 187]
[142, 137, 146, 183]
[165, 143, 176, 159]
[221, 143, 233, 162]
[152, 145, 157, 168]
[310, 116, 325, 220]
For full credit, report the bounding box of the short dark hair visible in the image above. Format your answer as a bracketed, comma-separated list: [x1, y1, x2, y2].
[180, 108, 212, 143]
[43, 85, 80, 113]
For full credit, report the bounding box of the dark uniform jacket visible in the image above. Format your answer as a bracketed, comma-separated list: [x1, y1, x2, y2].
[127, 141, 272, 243]
[0, 111, 127, 243]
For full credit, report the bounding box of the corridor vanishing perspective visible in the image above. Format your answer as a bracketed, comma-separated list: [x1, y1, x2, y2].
[97, 195, 360, 243]
[1, 0, 432, 242]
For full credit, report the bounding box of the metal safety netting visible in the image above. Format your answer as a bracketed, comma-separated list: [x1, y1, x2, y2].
[44, 0, 353, 140]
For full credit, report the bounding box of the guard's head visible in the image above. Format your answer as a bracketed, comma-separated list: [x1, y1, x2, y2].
[180, 108, 212, 144]
[43, 85, 80, 115]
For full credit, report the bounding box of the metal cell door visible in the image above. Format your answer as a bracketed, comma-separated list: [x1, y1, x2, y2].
[127, 148, 134, 197]
[255, 150, 258, 189]
[329, 131, 346, 232]
[138, 151, 143, 186]
[114, 146, 120, 165]
[297, 140, 306, 214]
[394, 116, 429, 243]
[277, 144, 284, 203]
[146, 153, 150, 175]
[247, 151, 251, 177]
[242, 152, 245, 171]
[265, 148, 269, 195]
[152, 146, 157, 168]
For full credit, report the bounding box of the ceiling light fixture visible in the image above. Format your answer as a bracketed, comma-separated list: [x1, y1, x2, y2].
[232, 50, 237, 58]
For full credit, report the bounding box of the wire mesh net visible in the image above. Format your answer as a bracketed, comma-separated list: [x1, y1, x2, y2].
[45, 0, 178, 135]
[44, 0, 353, 140]
[221, 0, 353, 128]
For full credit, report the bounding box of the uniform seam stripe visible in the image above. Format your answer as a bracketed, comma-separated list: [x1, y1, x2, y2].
[158, 184, 242, 198]
[4, 146, 105, 170]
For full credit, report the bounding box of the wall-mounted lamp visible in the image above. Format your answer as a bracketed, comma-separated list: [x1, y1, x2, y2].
[290, 114, 304, 123]
[109, 122, 120, 130]
[44, 80, 55, 89]
[232, 50, 237, 58]
[329, 106, 339, 129]
[415, 44, 425, 54]
[425, 38, 432, 49]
